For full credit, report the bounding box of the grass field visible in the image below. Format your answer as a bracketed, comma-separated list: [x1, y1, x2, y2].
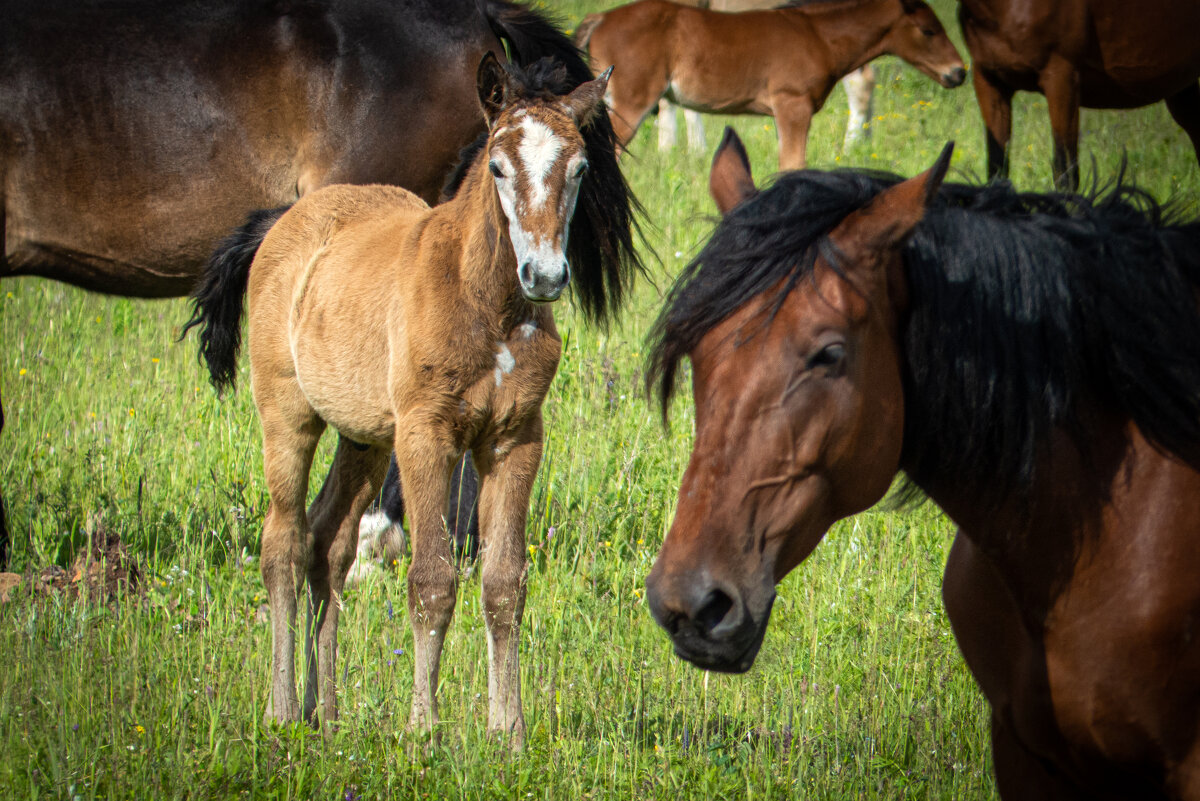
[2, 1, 1199, 798]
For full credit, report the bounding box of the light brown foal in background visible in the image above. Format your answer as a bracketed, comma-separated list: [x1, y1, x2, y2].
[187, 55, 610, 745]
[578, 0, 965, 169]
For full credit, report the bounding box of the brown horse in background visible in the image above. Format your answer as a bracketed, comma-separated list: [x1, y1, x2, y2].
[185, 56, 628, 742]
[645, 0, 877, 153]
[0, 0, 633, 570]
[645, 128, 1200, 798]
[960, 0, 1200, 190]
[576, 0, 965, 169]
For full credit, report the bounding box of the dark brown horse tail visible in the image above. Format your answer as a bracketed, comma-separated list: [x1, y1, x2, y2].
[180, 206, 290, 395]
[573, 14, 604, 51]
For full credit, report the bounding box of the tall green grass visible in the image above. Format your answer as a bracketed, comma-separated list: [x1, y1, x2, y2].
[2, 1, 1197, 797]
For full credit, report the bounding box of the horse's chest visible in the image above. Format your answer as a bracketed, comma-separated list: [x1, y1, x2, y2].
[460, 321, 560, 442]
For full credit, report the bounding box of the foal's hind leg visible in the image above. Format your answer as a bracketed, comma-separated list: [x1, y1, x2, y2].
[473, 412, 544, 748]
[303, 436, 389, 727]
[259, 399, 326, 726]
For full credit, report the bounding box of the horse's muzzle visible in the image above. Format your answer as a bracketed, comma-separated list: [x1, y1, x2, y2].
[941, 67, 967, 88]
[519, 260, 569, 303]
[645, 569, 775, 673]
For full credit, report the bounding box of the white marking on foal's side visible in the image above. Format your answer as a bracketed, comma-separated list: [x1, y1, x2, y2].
[494, 342, 515, 387]
[518, 117, 562, 209]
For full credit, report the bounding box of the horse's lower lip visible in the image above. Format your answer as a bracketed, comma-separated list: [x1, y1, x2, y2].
[521, 288, 564, 304]
[668, 595, 774, 673]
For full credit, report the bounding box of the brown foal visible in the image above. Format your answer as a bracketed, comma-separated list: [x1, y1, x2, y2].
[187, 55, 612, 745]
[577, 0, 964, 169]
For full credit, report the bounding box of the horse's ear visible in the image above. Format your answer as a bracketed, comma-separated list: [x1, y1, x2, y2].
[564, 66, 611, 128]
[830, 141, 952, 260]
[477, 52, 510, 126]
[709, 127, 757, 215]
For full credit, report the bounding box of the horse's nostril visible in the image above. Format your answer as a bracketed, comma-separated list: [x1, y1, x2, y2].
[518, 262, 533, 287]
[693, 588, 735, 635]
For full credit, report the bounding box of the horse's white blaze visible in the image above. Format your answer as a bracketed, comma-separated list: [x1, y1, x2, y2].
[518, 117, 562, 209]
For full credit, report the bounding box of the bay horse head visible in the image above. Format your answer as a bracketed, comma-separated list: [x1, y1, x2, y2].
[476, 53, 611, 303]
[883, 0, 967, 88]
[645, 129, 951, 672]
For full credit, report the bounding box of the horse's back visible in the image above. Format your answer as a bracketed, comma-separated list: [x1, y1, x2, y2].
[0, 0, 495, 296]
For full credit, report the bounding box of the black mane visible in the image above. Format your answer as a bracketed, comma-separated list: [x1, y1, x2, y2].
[647, 169, 1200, 504]
[441, 47, 644, 326]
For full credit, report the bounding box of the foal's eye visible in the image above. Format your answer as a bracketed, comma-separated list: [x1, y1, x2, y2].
[921, 27, 936, 36]
[807, 342, 846, 373]
[573, 161, 589, 179]
[489, 160, 505, 179]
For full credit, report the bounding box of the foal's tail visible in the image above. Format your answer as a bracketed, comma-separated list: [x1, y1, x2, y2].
[180, 206, 290, 396]
[573, 13, 604, 51]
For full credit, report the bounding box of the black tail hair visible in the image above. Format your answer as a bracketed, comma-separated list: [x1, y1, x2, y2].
[179, 206, 290, 395]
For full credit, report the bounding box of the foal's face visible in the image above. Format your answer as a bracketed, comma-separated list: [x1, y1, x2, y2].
[646, 135, 951, 673]
[885, 0, 966, 88]
[487, 106, 589, 302]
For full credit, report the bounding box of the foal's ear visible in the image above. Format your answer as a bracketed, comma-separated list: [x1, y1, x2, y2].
[830, 142, 952, 260]
[477, 52, 511, 126]
[709, 127, 758, 215]
[563, 66, 612, 128]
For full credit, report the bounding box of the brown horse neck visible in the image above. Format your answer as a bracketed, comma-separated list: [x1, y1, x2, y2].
[432, 154, 532, 332]
[781, 0, 901, 73]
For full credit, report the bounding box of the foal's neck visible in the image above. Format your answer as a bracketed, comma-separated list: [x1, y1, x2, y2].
[789, 0, 898, 74]
[441, 154, 532, 333]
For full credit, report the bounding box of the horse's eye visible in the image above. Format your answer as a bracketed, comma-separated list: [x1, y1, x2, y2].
[807, 342, 845, 372]
[922, 27, 936, 36]
[574, 161, 589, 179]
[489, 160, 505, 179]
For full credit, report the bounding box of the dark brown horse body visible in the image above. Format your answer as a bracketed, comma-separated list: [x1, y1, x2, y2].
[577, 0, 965, 169]
[645, 129, 1200, 798]
[961, 0, 1200, 189]
[0, 0, 614, 568]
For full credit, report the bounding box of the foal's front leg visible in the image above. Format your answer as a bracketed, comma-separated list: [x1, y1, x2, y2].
[474, 413, 543, 747]
[395, 428, 457, 735]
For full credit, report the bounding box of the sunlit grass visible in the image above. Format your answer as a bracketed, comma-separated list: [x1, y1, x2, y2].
[2, 0, 1198, 797]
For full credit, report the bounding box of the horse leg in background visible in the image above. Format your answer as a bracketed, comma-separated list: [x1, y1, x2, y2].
[842, 65, 876, 148]
[684, 109, 706, 151]
[1165, 82, 1200, 168]
[447, 453, 480, 562]
[473, 413, 543, 747]
[973, 68, 1014, 183]
[0, 392, 8, 571]
[258, 402, 327, 725]
[396, 428, 458, 734]
[658, 98, 678, 150]
[772, 93, 816, 170]
[1040, 57, 1081, 192]
[374, 454, 478, 562]
[302, 436, 389, 726]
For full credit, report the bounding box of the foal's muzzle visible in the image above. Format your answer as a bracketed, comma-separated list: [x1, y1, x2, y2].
[519, 260, 570, 303]
[941, 66, 967, 88]
[645, 566, 775, 673]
